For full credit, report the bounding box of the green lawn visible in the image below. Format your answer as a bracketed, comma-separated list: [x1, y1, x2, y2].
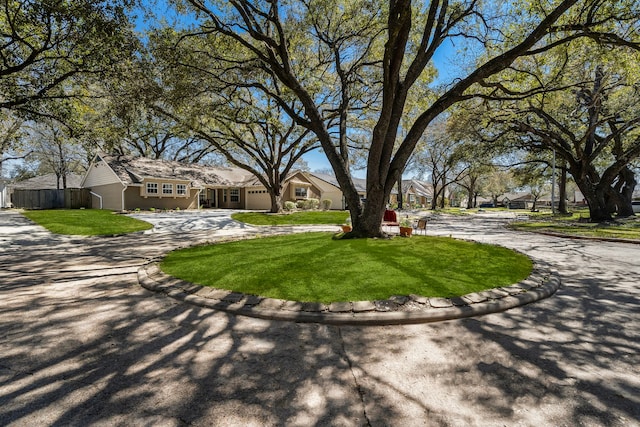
[22, 209, 153, 236]
[507, 207, 640, 239]
[161, 232, 533, 303]
[510, 220, 640, 239]
[232, 210, 350, 225]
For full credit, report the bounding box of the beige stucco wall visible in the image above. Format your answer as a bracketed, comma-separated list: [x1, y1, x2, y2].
[124, 186, 199, 210]
[318, 190, 345, 210]
[88, 183, 126, 210]
[283, 179, 320, 204]
[302, 173, 346, 209]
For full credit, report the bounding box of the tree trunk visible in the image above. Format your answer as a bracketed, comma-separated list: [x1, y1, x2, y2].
[439, 175, 446, 208]
[465, 177, 477, 209]
[397, 176, 403, 209]
[430, 174, 439, 210]
[347, 187, 386, 238]
[269, 191, 283, 213]
[558, 163, 568, 214]
[611, 166, 636, 218]
[577, 183, 613, 222]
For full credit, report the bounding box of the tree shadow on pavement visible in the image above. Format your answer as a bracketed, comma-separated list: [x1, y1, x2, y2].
[3, 211, 639, 426]
[435, 243, 640, 426]
[0, 212, 398, 425]
[0, 271, 403, 425]
[334, 238, 640, 427]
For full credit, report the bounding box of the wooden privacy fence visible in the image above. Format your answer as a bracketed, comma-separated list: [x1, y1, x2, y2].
[64, 188, 91, 209]
[12, 188, 91, 209]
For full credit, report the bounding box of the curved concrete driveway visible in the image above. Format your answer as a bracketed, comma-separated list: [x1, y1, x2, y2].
[127, 209, 258, 235]
[0, 210, 638, 426]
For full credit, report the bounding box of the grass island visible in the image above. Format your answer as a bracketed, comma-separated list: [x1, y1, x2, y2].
[161, 232, 533, 303]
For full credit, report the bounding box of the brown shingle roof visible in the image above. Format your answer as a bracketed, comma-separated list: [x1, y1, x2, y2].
[10, 173, 83, 190]
[308, 172, 367, 192]
[100, 155, 257, 188]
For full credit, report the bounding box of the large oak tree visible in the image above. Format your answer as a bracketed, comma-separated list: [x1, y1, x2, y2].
[171, 0, 639, 236]
[462, 37, 640, 221]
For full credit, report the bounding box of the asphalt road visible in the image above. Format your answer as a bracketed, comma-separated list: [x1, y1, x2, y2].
[0, 210, 638, 426]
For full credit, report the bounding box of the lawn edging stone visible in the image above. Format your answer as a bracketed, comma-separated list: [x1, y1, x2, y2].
[137, 261, 561, 326]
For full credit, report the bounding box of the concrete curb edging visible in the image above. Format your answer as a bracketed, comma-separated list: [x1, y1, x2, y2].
[138, 263, 561, 326]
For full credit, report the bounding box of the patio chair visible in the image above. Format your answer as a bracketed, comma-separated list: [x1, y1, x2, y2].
[415, 218, 427, 235]
[382, 209, 399, 233]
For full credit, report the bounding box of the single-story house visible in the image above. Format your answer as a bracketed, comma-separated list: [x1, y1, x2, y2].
[1, 173, 83, 208]
[500, 192, 535, 209]
[389, 179, 433, 207]
[500, 192, 571, 209]
[81, 154, 355, 211]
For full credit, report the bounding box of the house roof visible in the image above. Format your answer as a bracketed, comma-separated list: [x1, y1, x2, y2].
[500, 192, 533, 202]
[308, 172, 367, 193]
[99, 154, 258, 188]
[10, 173, 83, 190]
[388, 179, 433, 198]
[404, 179, 433, 198]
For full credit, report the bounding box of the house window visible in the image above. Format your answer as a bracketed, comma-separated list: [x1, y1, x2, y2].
[295, 187, 308, 198]
[162, 183, 173, 195]
[230, 188, 240, 202]
[176, 184, 187, 195]
[146, 182, 158, 194]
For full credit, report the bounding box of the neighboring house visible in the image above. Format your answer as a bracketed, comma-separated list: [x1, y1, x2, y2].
[11, 173, 83, 190]
[538, 193, 570, 207]
[407, 180, 433, 207]
[303, 172, 367, 210]
[387, 179, 433, 207]
[501, 192, 572, 209]
[500, 192, 535, 209]
[473, 197, 493, 208]
[81, 154, 354, 211]
[3, 173, 83, 208]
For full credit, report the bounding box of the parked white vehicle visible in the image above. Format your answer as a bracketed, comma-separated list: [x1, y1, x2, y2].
[632, 201, 640, 213]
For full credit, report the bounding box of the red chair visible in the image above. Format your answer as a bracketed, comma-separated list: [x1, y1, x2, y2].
[382, 209, 399, 232]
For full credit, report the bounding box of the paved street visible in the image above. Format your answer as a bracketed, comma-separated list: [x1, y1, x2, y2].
[0, 210, 638, 426]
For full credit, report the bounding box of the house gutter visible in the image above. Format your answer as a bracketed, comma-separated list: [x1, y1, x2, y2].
[121, 185, 127, 211]
[90, 191, 103, 210]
